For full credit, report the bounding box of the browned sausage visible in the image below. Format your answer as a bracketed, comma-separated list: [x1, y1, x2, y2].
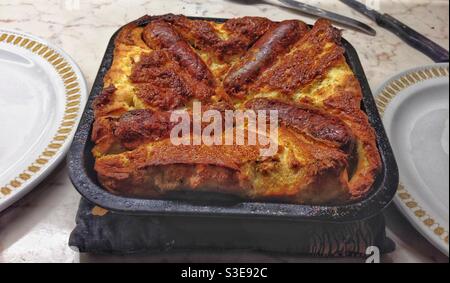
[224, 20, 308, 96]
[113, 109, 175, 150]
[245, 98, 355, 152]
[143, 20, 214, 86]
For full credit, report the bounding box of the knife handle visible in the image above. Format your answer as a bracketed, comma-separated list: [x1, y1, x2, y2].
[377, 14, 449, 63]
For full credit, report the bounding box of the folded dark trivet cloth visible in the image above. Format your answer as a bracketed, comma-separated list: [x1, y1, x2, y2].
[69, 198, 395, 257]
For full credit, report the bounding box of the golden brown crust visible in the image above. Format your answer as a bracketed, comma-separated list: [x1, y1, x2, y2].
[130, 51, 193, 109]
[320, 68, 381, 199]
[92, 15, 381, 204]
[94, 128, 350, 204]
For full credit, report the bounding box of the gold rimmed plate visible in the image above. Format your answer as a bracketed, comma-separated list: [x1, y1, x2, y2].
[0, 29, 87, 212]
[375, 63, 449, 256]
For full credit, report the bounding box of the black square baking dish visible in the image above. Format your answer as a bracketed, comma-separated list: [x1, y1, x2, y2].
[68, 16, 398, 222]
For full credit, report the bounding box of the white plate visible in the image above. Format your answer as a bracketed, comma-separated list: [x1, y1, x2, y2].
[0, 30, 87, 213]
[375, 63, 449, 256]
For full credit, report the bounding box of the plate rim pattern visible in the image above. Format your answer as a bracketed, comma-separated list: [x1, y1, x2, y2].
[0, 29, 86, 210]
[375, 63, 449, 253]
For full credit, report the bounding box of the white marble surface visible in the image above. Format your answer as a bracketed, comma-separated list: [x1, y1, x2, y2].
[0, 0, 448, 263]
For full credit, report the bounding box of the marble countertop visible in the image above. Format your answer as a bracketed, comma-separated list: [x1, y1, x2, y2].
[0, 0, 448, 263]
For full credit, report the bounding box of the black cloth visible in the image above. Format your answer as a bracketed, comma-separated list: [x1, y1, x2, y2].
[69, 198, 395, 257]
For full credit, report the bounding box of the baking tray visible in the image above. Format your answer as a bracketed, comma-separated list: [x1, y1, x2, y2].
[68, 15, 399, 222]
